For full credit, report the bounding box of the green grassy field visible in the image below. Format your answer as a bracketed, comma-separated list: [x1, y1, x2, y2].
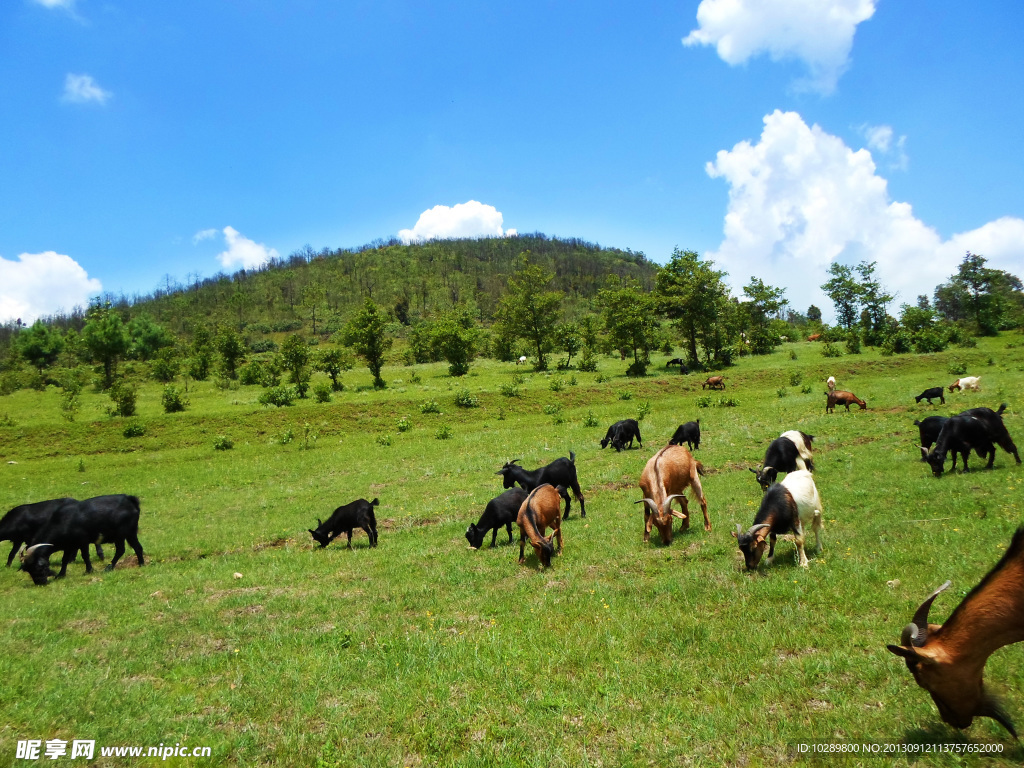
[2, 337, 1023, 767]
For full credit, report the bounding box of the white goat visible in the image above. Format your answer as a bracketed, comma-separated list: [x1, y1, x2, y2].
[826, 376, 836, 392]
[949, 376, 981, 392]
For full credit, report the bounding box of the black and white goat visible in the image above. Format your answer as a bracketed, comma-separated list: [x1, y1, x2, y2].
[749, 430, 814, 491]
[733, 470, 824, 570]
[496, 453, 586, 518]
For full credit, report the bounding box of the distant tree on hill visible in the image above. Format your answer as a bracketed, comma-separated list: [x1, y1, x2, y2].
[821, 263, 860, 330]
[81, 301, 129, 389]
[313, 348, 353, 391]
[934, 252, 1023, 335]
[433, 307, 479, 377]
[342, 299, 393, 388]
[127, 314, 172, 360]
[656, 248, 734, 368]
[16, 321, 64, 372]
[216, 326, 246, 379]
[742, 277, 788, 355]
[600, 280, 659, 376]
[496, 255, 563, 371]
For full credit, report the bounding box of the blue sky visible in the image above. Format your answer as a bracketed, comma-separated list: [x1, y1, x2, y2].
[2, 0, 1023, 323]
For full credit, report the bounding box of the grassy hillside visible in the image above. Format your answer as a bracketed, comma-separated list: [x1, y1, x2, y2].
[1, 336, 1023, 766]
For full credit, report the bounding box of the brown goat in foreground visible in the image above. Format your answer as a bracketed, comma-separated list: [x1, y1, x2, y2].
[825, 389, 867, 413]
[517, 484, 563, 568]
[887, 526, 1024, 737]
[636, 445, 710, 545]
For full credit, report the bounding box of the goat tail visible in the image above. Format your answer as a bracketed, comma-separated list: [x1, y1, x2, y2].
[695, 461, 706, 477]
[370, 498, 380, 507]
[996, 403, 1008, 417]
[569, 450, 576, 465]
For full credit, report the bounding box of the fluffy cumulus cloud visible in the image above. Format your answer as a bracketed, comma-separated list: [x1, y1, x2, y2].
[683, 0, 876, 94]
[199, 226, 279, 270]
[0, 251, 101, 323]
[398, 201, 516, 244]
[705, 110, 1024, 316]
[859, 124, 908, 170]
[62, 73, 112, 105]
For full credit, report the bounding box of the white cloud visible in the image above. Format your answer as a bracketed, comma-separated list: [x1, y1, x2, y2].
[192, 228, 219, 244]
[683, 0, 876, 94]
[208, 226, 279, 270]
[0, 251, 101, 324]
[398, 201, 513, 244]
[62, 73, 112, 105]
[860, 123, 908, 170]
[33, 0, 75, 8]
[705, 110, 1024, 317]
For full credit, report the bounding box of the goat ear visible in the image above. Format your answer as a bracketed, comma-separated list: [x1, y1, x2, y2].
[886, 644, 924, 661]
[670, 510, 687, 520]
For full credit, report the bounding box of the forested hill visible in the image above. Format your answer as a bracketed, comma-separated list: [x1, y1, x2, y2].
[110, 234, 655, 337]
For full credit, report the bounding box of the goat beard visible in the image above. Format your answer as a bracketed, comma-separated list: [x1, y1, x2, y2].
[976, 692, 1018, 738]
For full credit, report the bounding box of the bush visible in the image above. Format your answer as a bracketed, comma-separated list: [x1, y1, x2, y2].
[108, 381, 138, 417]
[543, 404, 564, 425]
[248, 339, 277, 353]
[625, 360, 648, 377]
[162, 385, 189, 413]
[312, 382, 332, 403]
[453, 389, 479, 408]
[696, 395, 712, 408]
[583, 410, 599, 427]
[821, 342, 843, 358]
[277, 429, 294, 445]
[213, 435, 234, 451]
[801, 384, 813, 395]
[397, 416, 412, 432]
[577, 348, 598, 372]
[259, 386, 295, 407]
[636, 400, 652, 422]
[122, 420, 146, 438]
[947, 359, 968, 376]
[420, 400, 441, 414]
[776, 387, 788, 398]
[376, 434, 392, 447]
[549, 378, 565, 393]
[845, 332, 861, 355]
[435, 424, 452, 440]
[499, 382, 520, 398]
[788, 371, 803, 387]
[617, 391, 634, 401]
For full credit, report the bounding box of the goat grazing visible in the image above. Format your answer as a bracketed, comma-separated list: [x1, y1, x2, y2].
[20, 495, 144, 585]
[496, 453, 586, 518]
[600, 419, 643, 452]
[517, 484, 563, 568]
[886, 526, 1024, 737]
[466, 488, 527, 549]
[826, 390, 867, 413]
[826, 376, 836, 392]
[750, 430, 814, 491]
[914, 416, 949, 460]
[309, 498, 379, 548]
[733, 470, 823, 570]
[915, 386, 945, 405]
[516, 355, 528, 366]
[668, 420, 701, 451]
[636, 444, 710, 545]
[0, 497, 104, 567]
[949, 376, 981, 392]
[922, 405, 1020, 477]
[701, 376, 725, 390]
[666, 358, 689, 374]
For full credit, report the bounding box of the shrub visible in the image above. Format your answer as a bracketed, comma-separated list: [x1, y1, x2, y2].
[549, 378, 565, 393]
[617, 391, 634, 401]
[543, 404, 564, 425]
[454, 389, 479, 408]
[435, 424, 452, 440]
[718, 396, 739, 407]
[376, 434, 392, 447]
[312, 382, 332, 403]
[947, 359, 968, 376]
[583, 410, 599, 427]
[626, 360, 648, 377]
[788, 372, 803, 387]
[420, 400, 442, 414]
[300, 423, 319, 450]
[594, 372, 608, 384]
[122, 420, 146, 438]
[239, 361, 265, 386]
[845, 332, 862, 355]
[696, 395, 712, 408]
[821, 342, 843, 358]
[636, 400, 652, 422]
[499, 383, 520, 398]
[801, 384, 813, 395]
[577, 348, 598, 372]
[259, 386, 294, 408]
[277, 429, 294, 445]
[397, 416, 412, 432]
[248, 339, 277, 353]
[776, 387, 788, 398]
[108, 381, 137, 417]
[788, 350, 798, 361]
[213, 435, 234, 451]
[162, 385, 189, 414]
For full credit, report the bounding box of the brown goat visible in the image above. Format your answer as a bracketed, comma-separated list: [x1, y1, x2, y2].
[516, 484, 563, 568]
[825, 389, 866, 413]
[887, 527, 1024, 737]
[636, 445, 710, 545]
[701, 376, 725, 390]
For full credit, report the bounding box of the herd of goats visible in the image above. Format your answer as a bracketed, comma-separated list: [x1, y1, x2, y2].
[2, 370, 1023, 741]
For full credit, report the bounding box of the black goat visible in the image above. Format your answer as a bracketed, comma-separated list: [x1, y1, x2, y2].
[465, 488, 527, 549]
[309, 498, 379, 548]
[668, 420, 701, 451]
[0, 497, 104, 567]
[20, 495, 144, 586]
[600, 419, 643, 452]
[749, 430, 815, 491]
[923, 405, 1020, 477]
[496, 452, 586, 518]
[914, 416, 949, 461]
[666, 358, 689, 374]
[915, 387, 945, 405]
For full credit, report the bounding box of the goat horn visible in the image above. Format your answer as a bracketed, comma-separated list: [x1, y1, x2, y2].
[21, 543, 53, 559]
[735, 523, 743, 537]
[746, 523, 771, 535]
[661, 494, 687, 514]
[634, 499, 659, 514]
[905, 580, 952, 647]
